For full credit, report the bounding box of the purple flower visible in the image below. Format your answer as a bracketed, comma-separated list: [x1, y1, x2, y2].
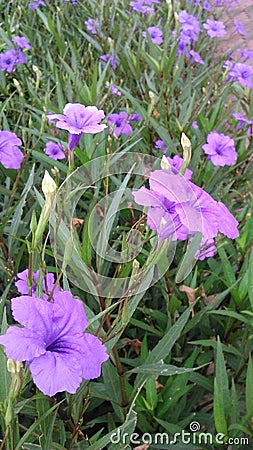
[110, 85, 122, 96]
[0, 49, 26, 73]
[129, 114, 142, 121]
[100, 54, 117, 70]
[108, 112, 132, 137]
[233, 113, 253, 135]
[177, 10, 201, 55]
[44, 141, 66, 160]
[143, 26, 163, 45]
[12, 36, 32, 49]
[195, 238, 217, 260]
[203, 0, 212, 11]
[202, 131, 237, 166]
[178, 10, 201, 37]
[237, 48, 253, 64]
[132, 164, 239, 259]
[0, 290, 109, 396]
[130, 1, 155, 15]
[203, 18, 226, 38]
[15, 269, 58, 299]
[232, 19, 247, 36]
[16, 50, 27, 65]
[29, 0, 46, 10]
[0, 130, 23, 169]
[192, 120, 198, 129]
[155, 139, 167, 154]
[85, 18, 99, 35]
[228, 63, 253, 88]
[62, 0, 78, 4]
[189, 50, 204, 65]
[167, 155, 193, 180]
[47, 103, 107, 151]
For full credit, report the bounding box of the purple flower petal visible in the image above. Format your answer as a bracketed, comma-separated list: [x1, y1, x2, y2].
[0, 327, 46, 361]
[47, 103, 107, 151]
[0, 130, 23, 169]
[80, 334, 109, 379]
[0, 289, 108, 396]
[202, 131, 237, 166]
[30, 351, 83, 396]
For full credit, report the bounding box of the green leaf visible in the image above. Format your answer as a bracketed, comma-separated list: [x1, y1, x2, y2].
[102, 360, 125, 422]
[0, 308, 11, 403]
[145, 375, 157, 410]
[175, 232, 202, 283]
[132, 304, 193, 396]
[8, 165, 35, 254]
[215, 337, 230, 420]
[14, 401, 64, 450]
[246, 354, 253, 422]
[248, 247, 253, 309]
[213, 377, 228, 439]
[129, 364, 205, 376]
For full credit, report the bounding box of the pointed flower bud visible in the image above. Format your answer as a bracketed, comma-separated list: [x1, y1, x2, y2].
[161, 155, 171, 171]
[34, 171, 57, 245]
[180, 132, 192, 176]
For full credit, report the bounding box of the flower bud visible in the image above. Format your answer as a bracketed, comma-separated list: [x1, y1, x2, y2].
[161, 155, 171, 171]
[42, 170, 57, 198]
[7, 359, 23, 374]
[34, 171, 57, 245]
[180, 133, 192, 176]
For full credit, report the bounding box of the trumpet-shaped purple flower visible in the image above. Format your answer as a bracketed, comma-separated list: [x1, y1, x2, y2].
[0, 291, 109, 396]
[129, 113, 142, 121]
[15, 269, 58, 298]
[47, 103, 107, 151]
[12, 36, 32, 49]
[176, 10, 201, 56]
[85, 18, 99, 35]
[189, 50, 204, 65]
[203, 18, 226, 38]
[202, 131, 237, 166]
[110, 85, 122, 96]
[0, 49, 17, 73]
[233, 113, 253, 135]
[0, 49, 26, 73]
[29, 0, 46, 10]
[108, 112, 132, 137]
[130, 1, 155, 15]
[155, 139, 167, 154]
[167, 155, 193, 180]
[0, 130, 23, 169]
[178, 10, 201, 38]
[133, 160, 239, 259]
[232, 19, 247, 36]
[44, 141, 65, 160]
[203, 0, 212, 11]
[100, 54, 117, 70]
[143, 27, 163, 45]
[228, 62, 253, 88]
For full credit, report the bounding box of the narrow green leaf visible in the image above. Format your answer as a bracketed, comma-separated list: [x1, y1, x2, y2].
[248, 247, 253, 309]
[215, 337, 230, 420]
[0, 307, 11, 403]
[8, 165, 35, 253]
[213, 377, 227, 439]
[14, 401, 63, 450]
[246, 354, 253, 422]
[175, 232, 202, 283]
[129, 364, 205, 376]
